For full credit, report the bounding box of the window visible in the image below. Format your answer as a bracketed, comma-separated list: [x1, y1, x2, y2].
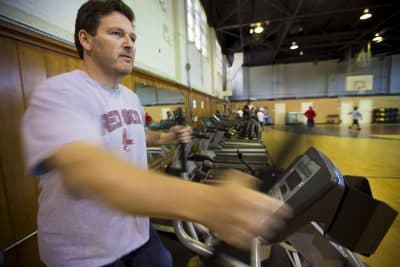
[186, 0, 209, 57]
[200, 5, 208, 56]
[186, 0, 194, 42]
[215, 40, 223, 75]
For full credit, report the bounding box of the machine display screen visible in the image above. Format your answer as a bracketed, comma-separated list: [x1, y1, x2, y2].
[297, 161, 313, 177]
[286, 170, 303, 191]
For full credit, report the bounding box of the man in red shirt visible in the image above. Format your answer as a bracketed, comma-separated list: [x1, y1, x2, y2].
[145, 112, 152, 127]
[304, 106, 316, 128]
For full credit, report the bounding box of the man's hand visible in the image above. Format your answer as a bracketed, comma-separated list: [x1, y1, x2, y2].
[195, 170, 293, 250]
[146, 126, 192, 146]
[168, 125, 192, 144]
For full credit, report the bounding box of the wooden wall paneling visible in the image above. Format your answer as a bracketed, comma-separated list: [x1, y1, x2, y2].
[197, 94, 202, 124]
[19, 42, 51, 267]
[66, 56, 82, 71]
[203, 97, 208, 119]
[190, 93, 197, 128]
[180, 89, 190, 125]
[206, 97, 213, 117]
[13, 236, 42, 267]
[18, 43, 48, 106]
[205, 97, 211, 118]
[0, 36, 25, 240]
[130, 74, 137, 92]
[18, 44, 48, 246]
[0, 36, 27, 267]
[18, 41, 48, 206]
[121, 74, 133, 90]
[199, 96, 206, 122]
[0, 171, 18, 267]
[0, 36, 41, 266]
[206, 98, 211, 117]
[0, 169, 13, 253]
[45, 50, 67, 78]
[1, 246, 17, 267]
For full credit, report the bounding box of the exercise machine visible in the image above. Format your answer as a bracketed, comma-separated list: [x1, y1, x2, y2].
[174, 147, 397, 266]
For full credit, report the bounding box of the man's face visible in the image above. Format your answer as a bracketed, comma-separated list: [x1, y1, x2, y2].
[88, 12, 136, 76]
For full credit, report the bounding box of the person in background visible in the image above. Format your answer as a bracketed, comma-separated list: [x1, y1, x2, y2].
[243, 100, 252, 119]
[349, 106, 362, 130]
[166, 110, 172, 119]
[263, 107, 273, 125]
[145, 112, 152, 127]
[21, 1, 292, 267]
[256, 107, 265, 129]
[304, 106, 317, 128]
[236, 108, 243, 119]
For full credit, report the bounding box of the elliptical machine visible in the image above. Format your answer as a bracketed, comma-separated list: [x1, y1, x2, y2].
[173, 147, 398, 267]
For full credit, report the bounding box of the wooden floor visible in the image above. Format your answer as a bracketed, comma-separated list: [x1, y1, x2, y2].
[262, 125, 400, 267]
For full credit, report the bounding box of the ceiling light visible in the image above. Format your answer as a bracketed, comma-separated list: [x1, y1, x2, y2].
[290, 42, 299, 50]
[249, 22, 264, 35]
[254, 23, 264, 34]
[372, 33, 383, 43]
[360, 8, 372, 20]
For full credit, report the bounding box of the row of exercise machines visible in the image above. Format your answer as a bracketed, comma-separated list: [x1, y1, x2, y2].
[148, 115, 397, 267]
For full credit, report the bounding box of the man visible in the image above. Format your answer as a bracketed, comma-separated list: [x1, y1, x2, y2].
[21, 1, 291, 266]
[243, 100, 252, 119]
[236, 108, 243, 119]
[144, 112, 152, 127]
[304, 106, 317, 128]
[349, 106, 362, 130]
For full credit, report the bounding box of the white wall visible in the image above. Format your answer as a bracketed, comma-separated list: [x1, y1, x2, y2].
[231, 55, 397, 100]
[390, 54, 400, 93]
[228, 53, 246, 99]
[132, 0, 176, 80]
[0, 0, 81, 43]
[0, 0, 223, 97]
[209, 30, 223, 97]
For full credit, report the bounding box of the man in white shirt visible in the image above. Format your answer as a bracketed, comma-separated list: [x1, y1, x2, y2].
[21, 1, 292, 266]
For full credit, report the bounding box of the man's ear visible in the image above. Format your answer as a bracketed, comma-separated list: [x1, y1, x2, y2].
[78, 30, 92, 53]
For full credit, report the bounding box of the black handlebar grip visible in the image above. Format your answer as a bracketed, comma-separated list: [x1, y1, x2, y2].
[180, 143, 187, 173]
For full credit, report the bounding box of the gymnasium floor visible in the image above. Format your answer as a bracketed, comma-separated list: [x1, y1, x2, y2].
[263, 124, 400, 267]
[274, 123, 400, 140]
[158, 123, 399, 267]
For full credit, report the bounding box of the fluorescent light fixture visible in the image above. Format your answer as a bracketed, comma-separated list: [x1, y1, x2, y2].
[360, 8, 372, 20]
[372, 33, 383, 43]
[290, 41, 299, 50]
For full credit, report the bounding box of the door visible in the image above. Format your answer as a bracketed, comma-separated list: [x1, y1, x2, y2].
[358, 99, 373, 124]
[274, 103, 286, 125]
[340, 101, 353, 125]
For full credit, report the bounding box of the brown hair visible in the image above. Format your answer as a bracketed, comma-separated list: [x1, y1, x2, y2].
[74, 0, 135, 59]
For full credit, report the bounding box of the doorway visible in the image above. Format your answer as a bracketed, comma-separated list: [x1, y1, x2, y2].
[358, 99, 373, 124]
[274, 103, 286, 125]
[340, 101, 353, 125]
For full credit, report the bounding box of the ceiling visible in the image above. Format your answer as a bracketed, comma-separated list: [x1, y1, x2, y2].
[200, 0, 400, 66]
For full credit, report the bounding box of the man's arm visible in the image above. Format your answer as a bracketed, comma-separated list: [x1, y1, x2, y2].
[146, 125, 191, 146]
[48, 141, 205, 220]
[47, 141, 292, 249]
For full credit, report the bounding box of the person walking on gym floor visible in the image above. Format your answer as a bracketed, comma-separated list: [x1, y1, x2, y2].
[304, 106, 317, 128]
[21, 1, 292, 267]
[349, 106, 362, 130]
[243, 100, 253, 120]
